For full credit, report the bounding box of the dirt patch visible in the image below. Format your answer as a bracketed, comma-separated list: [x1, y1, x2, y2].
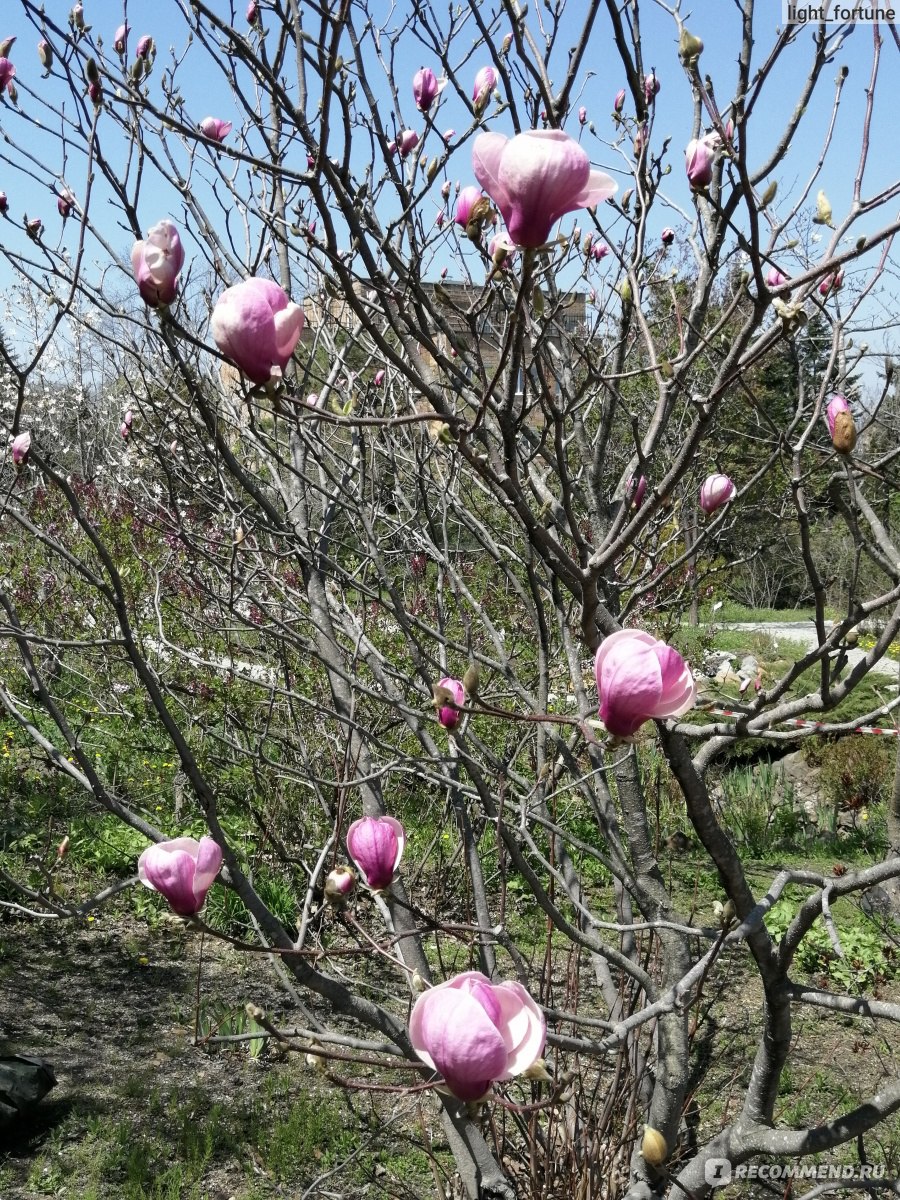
[0, 909, 399, 1200]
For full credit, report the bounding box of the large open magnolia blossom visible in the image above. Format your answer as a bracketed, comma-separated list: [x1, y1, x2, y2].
[409, 971, 546, 1100]
[594, 630, 696, 738]
[210, 277, 304, 385]
[472, 129, 617, 248]
[137, 836, 223, 916]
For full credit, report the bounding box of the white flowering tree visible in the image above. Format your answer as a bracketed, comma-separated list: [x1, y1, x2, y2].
[2, 2, 900, 1196]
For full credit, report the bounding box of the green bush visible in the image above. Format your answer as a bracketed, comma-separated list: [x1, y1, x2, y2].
[819, 736, 892, 813]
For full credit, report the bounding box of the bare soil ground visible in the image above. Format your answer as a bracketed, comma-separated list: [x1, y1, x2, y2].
[0, 909, 428, 1200]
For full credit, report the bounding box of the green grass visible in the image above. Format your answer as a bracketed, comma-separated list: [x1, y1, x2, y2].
[10, 1069, 421, 1200]
[699, 601, 828, 623]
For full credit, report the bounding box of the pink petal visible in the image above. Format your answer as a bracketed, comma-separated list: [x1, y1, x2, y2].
[410, 987, 508, 1101]
[472, 132, 511, 214]
[491, 982, 546, 1077]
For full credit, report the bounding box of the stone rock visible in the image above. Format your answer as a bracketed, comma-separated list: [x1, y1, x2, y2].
[739, 654, 759, 678]
[703, 650, 733, 679]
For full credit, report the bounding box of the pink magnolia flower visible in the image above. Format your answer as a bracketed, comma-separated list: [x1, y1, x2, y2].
[661, 227, 675, 246]
[819, 268, 843, 297]
[699, 473, 736, 514]
[413, 67, 443, 113]
[454, 184, 484, 229]
[644, 71, 660, 102]
[766, 267, 787, 287]
[346, 815, 405, 891]
[25, 217, 43, 240]
[120, 421, 131, 440]
[489, 232, 515, 267]
[131, 219, 185, 308]
[591, 240, 609, 261]
[135, 35, 154, 60]
[436, 676, 465, 730]
[396, 128, 419, 158]
[826, 393, 857, 452]
[594, 629, 697, 738]
[472, 129, 616, 249]
[435, 209, 445, 228]
[11, 431, 31, 465]
[0, 192, 7, 214]
[88, 80, 101, 105]
[137, 836, 222, 916]
[324, 866, 355, 903]
[200, 116, 232, 142]
[374, 368, 385, 386]
[613, 88, 626, 114]
[628, 475, 647, 508]
[210, 277, 304, 385]
[472, 65, 497, 110]
[57, 189, 75, 219]
[409, 971, 546, 1101]
[247, 1, 260, 23]
[113, 23, 128, 53]
[0, 58, 16, 95]
[578, 106, 587, 125]
[826, 394, 851, 439]
[685, 133, 720, 192]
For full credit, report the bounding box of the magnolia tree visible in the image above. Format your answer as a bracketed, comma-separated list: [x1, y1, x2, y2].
[2, 1, 900, 1196]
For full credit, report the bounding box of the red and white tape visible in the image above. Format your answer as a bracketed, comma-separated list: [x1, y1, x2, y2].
[706, 706, 900, 738]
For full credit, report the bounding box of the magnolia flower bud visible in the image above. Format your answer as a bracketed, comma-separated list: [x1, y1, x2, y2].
[25, 216, 43, 240]
[814, 188, 833, 227]
[0, 190, 11, 214]
[324, 866, 355, 905]
[462, 662, 480, 698]
[578, 106, 587, 125]
[0, 37, 16, 58]
[613, 88, 625, 115]
[57, 835, 70, 859]
[38, 40, 53, 71]
[85, 57, 100, 84]
[642, 1127, 668, 1168]
[678, 27, 704, 65]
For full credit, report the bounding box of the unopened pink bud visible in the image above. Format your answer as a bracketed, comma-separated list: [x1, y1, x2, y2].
[38, 40, 53, 71]
[324, 866, 355, 904]
[0, 191, 10, 215]
[661, 227, 675, 246]
[766, 267, 787, 287]
[374, 369, 385, 386]
[57, 835, 70, 859]
[578, 106, 587, 125]
[644, 71, 660, 102]
[25, 216, 43, 239]
[613, 88, 626, 114]
[396, 128, 419, 158]
[435, 210, 445, 228]
[135, 35, 154, 60]
[413, 66, 443, 114]
[472, 65, 497, 111]
[0, 56, 16, 95]
[113, 23, 129, 54]
[247, 1, 260, 24]
[88, 80, 101, 104]
[199, 116, 233, 143]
